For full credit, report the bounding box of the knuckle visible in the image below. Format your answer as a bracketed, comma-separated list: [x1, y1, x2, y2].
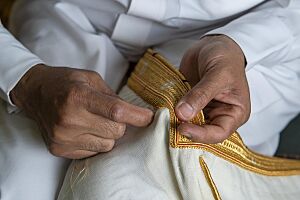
[198, 91, 210, 106]
[68, 70, 84, 79]
[82, 141, 98, 152]
[214, 132, 231, 144]
[223, 129, 233, 139]
[232, 106, 243, 117]
[66, 84, 88, 107]
[214, 137, 227, 144]
[113, 123, 126, 139]
[210, 124, 233, 144]
[50, 126, 68, 143]
[101, 121, 126, 139]
[237, 103, 251, 124]
[88, 70, 101, 79]
[66, 85, 82, 103]
[48, 143, 63, 157]
[189, 89, 210, 107]
[109, 101, 124, 122]
[56, 114, 71, 127]
[178, 124, 190, 135]
[80, 139, 115, 153]
[101, 140, 115, 152]
[68, 70, 92, 84]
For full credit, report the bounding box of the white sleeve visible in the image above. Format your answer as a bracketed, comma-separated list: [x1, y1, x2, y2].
[206, 0, 300, 155]
[207, 0, 300, 70]
[0, 21, 43, 107]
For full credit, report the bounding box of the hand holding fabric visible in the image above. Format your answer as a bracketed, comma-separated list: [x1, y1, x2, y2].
[175, 35, 250, 143]
[10, 65, 153, 159]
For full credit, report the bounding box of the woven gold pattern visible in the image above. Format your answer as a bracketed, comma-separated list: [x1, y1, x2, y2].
[128, 49, 300, 176]
[199, 156, 222, 200]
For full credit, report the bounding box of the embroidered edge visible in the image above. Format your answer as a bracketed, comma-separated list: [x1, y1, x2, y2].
[199, 156, 222, 200]
[128, 49, 300, 176]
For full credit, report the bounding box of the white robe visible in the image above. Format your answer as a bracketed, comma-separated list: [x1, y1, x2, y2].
[0, 0, 299, 199]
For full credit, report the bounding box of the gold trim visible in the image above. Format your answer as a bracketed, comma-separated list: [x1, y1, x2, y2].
[199, 156, 222, 200]
[128, 49, 300, 176]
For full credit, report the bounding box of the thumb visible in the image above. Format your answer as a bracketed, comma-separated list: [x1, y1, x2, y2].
[175, 70, 221, 121]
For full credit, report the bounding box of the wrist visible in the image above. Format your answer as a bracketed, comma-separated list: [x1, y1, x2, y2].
[220, 34, 246, 67]
[204, 34, 246, 67]
[10, 64, 48, 108]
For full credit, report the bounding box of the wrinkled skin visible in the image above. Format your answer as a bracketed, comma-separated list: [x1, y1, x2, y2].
[11, 35, 250, 159]
[11, 66, 153, 159]
[175, 35, 251, 143]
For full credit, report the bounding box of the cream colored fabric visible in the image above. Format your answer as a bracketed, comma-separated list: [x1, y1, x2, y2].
[58, 86, 300, 200]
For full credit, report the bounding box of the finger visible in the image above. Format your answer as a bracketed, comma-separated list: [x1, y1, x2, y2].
[87, 115, 126, 139]
[202, 101, 220, 117]
[64, 150, 98, 159]
[51, 127, 116, 152]
[48, 143, 98, 159]
[48, 136, 115, 159]
[204, 100, 227, 109]
[85, 91, 154, 127]
[178, 114, 238, 144]
[73, 135, 115, 153]
[71, 110, 126, 139]
[205, 103, 247, 126]
[175, 68, 222, 121]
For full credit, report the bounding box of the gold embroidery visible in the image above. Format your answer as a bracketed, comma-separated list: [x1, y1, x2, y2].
[199, 156, 222, 200]
[128, 49, 300, 176]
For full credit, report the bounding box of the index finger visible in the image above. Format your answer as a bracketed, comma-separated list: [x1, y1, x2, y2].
[178, 114, 238, 143]
[84, 90, 154, 127]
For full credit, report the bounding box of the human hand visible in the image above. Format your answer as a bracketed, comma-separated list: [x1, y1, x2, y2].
[175, 35, 250, 143]
[11, 65, 153, 159]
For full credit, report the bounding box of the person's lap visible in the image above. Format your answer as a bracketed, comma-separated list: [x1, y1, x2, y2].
[0, 100, 69, 200]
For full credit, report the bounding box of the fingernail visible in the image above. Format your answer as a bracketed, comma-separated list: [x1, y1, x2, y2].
[177, 102, 194, 119]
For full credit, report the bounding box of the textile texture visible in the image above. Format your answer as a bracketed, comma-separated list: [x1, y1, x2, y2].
[58, 51, 300, 200]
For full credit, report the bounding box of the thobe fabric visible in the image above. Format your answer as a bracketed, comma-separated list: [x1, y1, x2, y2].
[0, 0, 299, 199]
[58, 50, 300, 200]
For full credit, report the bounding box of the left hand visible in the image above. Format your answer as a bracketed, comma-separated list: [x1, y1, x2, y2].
[175, 35, 251, 143]
[11, 65, 153, 159]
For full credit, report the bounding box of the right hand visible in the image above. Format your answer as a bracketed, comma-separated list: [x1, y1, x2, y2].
[11, 64, 153, 159]
[175, 35, 250, 144]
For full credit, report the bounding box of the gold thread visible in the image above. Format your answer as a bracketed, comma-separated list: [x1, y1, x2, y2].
[199, 156, 222, 200]
[127, 49, 300, 176]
